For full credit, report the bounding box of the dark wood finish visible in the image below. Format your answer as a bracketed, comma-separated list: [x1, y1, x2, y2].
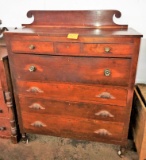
[22, 10, 128, 29]
[11, 40, 134, 57]
[19, 96, 126, 122]
[22, 113, 124, 142]
[4, 10, 142, 146]
[0, 27, 18, 143]
[13, 54, 131, 86]
[16, 81, 128, 106]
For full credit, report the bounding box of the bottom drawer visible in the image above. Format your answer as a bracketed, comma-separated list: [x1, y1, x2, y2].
[22, 113, 124, 142]
[0, 118, 11, 137]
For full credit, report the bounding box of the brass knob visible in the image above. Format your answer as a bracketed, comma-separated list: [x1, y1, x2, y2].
[29, 66, 36, 72]
[0, 127, 6, 131]
[0, 109, 3, 113]
[29, 44, 35, 50]
[104, 69, 111, 76]
[104, 47, 111, 53]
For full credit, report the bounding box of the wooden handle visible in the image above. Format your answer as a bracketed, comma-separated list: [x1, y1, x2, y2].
[95, 110, 114, 118]
[96, 92, 115, 99]
[31, 121, 47, 127]
[94, 129, 112, 136]
[29, 103, 45, 110]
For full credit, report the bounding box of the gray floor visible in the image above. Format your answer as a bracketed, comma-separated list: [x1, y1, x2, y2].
[0, 134, 139, 160]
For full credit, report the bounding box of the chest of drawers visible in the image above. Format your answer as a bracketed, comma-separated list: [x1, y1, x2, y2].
[4, 10, 142, 147]
[0, 38, 18, 143]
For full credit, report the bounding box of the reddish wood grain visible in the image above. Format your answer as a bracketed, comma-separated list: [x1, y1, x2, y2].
[4, 10, 142, 145]
[16, 81, 127, 106]
[22, 10, 127, 28]
[22, 113, 124, 141]
[12, 54, 131, 86]
[19, 96, 126, 122]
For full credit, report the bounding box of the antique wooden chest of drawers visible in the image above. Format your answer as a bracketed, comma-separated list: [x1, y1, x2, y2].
[0, 37, 18, 143]
[4, 10, 142, 148]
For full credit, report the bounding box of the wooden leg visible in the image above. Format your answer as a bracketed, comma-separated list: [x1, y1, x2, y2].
[21, 133, 29, 144]
[5, 92, 18, 143]
[117, 146, 127, 158]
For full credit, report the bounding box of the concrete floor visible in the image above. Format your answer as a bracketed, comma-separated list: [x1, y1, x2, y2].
[0, 134, 139, 160]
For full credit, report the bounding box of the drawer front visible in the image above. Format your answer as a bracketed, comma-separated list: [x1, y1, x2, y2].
[83, 43, 133, 56]
[22, 113, 124, 141]
[0, 91, 9, 117]
[56, 42, 80, 54]
[19, 97, 126, 122]
[11, 40, 133, 57]
[0, 118, 11, 137]
[11, 41, 54, 54]
[12, 54, 131, 86]
[16, 81, 127, 106]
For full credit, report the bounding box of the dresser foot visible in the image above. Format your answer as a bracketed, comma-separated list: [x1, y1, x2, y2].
[21, 133, 28, 144]
[117, 146, 127, 158]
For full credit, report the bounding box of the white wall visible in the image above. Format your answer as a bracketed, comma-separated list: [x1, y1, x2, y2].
[0, 0, 146, 83]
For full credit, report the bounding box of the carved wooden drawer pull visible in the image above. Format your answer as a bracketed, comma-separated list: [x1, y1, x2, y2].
[94, 129, 112, 136]
[29, 103, 45, 110]
[96, 92, 115, 99]
[95, 110, 114, 118]
[31, 121, 47, 127]
[0, 109, 3, 113]
[26, 87, 44, 93]
[0, 127, 6, 131]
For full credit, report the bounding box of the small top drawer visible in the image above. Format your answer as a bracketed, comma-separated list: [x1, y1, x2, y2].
[11, 41, 54, 54]
[11, 40, 133, 57]
[55, 42, 80, 54]
[83, 43, 133, 56]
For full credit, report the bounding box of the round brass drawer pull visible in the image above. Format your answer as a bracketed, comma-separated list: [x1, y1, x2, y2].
[29, 44, 35, 50]
[104, 47, 111, 53]
[0, 109, 3, 113]
[0, 127, 6, 131]
[29, 66, 36, 72]
[104, 69, 111, 76]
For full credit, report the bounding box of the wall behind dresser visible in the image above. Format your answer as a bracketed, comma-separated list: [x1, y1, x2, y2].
[0, 0, 146, 83]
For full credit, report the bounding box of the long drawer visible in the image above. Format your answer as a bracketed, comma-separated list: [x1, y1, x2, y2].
[0, 118, 11, 137]
[22, 113, 124, 141]
[11, 40, 133, 57]
[19, 96, 126, 122]
[12, 54, 131, 86]
[16, 81, 128, 106]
